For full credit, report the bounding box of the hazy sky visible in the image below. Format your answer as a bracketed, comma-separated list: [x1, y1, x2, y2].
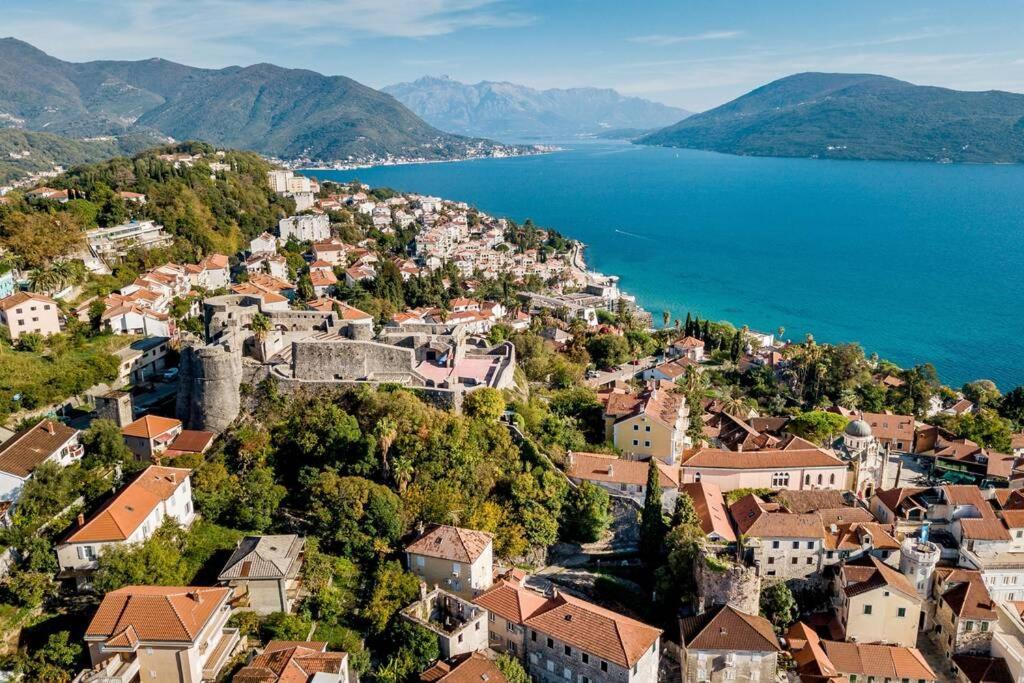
[5, 0, 1024, 110]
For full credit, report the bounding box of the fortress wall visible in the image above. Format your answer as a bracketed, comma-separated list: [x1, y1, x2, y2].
[292, 339, 420, 383]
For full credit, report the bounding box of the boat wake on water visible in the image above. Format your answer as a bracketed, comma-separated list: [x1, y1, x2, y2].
[614, 228, 654, 241]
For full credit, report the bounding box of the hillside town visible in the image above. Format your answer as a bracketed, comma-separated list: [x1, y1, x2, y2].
[1, 144, 1024, 683]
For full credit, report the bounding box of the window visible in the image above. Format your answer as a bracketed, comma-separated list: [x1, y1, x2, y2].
[830, 473, 836, 485]
[897, 607, 906, 617]
[416, 556, 425, 567]
[489, 612, 495, 623]
[601, 661, 608, 673]
[767, 570, 776, 576]
[807, 557, 814, 565]
[632, 439, 639, 447]
[767, 557, 775, 564]
[645, 425, 651, 432]
[563, 667, 571, 680]
[807, 541, 814, 549]
[458, 634, 463, 643]
[452, 563, 460, 576]
[793, 541, 800, 549]
[564, 645, 572, 656]
[582, 653, 589, 664]
[772, 472, 790, 487]
[863, 605, 872, 615]
[531, 631, 537, 642]
[772, 541, 780, 549]
[817, 474, 823, 485]
[965, 621, 974, 632]
[633, 424, 639, 431]
[507, 622, 515, 633]
[981, 622, 989, 632]
[644, 441, 651, 448]
[547, 638, 554, 649]
[791, 558, 798, 565]
[580, 677, 591, 683]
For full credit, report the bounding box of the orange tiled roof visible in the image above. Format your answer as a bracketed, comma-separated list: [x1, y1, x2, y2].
[405, 524, 492, 564]
[523, 591, 661, 669]
[682, 447, 844, 470]
[66, 466, 191, 543]
[0, 419, 78, 478]
[87, 585, 230, 644]
[122, 414, 182, 439]
[566, 452, 679, 488]
[680, 481, 736, 542]
[472, 569, 552, 624]
[234, 640, 346, 683]
[419, 652, 506, 683]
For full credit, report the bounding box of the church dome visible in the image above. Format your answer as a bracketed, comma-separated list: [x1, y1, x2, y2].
[845, 419, 872, 438]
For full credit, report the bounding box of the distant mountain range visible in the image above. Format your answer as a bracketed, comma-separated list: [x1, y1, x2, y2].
[0, 38, 508, 162]
[638, 72, 1024, 163]
[383, 75, 691, 140]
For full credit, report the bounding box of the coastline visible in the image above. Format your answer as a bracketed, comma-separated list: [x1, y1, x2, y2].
[292, 145, 560, 173]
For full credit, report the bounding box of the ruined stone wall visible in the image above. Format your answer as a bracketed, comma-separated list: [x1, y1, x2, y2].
[291, 339, 421, 383]
[695, 551, 761, 615]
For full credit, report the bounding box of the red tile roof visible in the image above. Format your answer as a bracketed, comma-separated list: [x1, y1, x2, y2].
[87, 586, 230, 644]
[566, 452, 679, 488]
[0, 419, 78, 478]
[405, 524, 492, 564]
[66, 466, 191, 543]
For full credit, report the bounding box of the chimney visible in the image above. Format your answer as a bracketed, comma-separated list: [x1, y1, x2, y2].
[190, 590, 203, 604]
[566, 451, 573, 468]
[77, 513, 85, 527]
[607, 464, 614, 476]
[46, 421, 55, 435]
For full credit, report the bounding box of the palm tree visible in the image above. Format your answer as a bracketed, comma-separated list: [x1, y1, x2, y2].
[392, 456, 414, 494]
[375, 416, 397, 479]
[662, 310, 670, 328]
[27, 268, 58, 293]
[721, 389, 752, 418]
[249, 313, 271, 342]
[679, 366, 707, 395]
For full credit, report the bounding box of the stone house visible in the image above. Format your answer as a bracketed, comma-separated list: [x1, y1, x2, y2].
[57, 466, 195, 587]
[405, 524, 493, 599]
[523, 589, 661, 683]
[472, 568, 550, 658]
[217, 535, 304, 615]
[679, 605, 780, 683]
[419, 651, 507, 683]
[933, 569, 998, 659]
[79, 585, 239, 683]
[681, 481, 737, 544]
[564, 451, 679, 512]
[834, 556, 923, 647]
[401, 586, 489, 660]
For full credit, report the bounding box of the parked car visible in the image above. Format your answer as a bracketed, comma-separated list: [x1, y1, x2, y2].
[161, 367, 180, 381]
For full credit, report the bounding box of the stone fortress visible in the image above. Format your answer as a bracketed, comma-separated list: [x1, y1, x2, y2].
[176, 294, 516, 432]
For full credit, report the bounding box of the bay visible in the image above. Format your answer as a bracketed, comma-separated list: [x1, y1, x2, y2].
[304, 141, 1024, 389]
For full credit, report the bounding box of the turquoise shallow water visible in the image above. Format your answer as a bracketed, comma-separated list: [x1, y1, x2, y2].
[304, 141, 1024, 389]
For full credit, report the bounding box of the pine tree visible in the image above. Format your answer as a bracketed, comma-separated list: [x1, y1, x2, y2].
[671, 490, 699, 528]
[640, 459, 667, 562]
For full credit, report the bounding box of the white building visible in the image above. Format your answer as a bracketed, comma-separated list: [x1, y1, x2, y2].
[278, 214, 330, 243]
[0, 419, 82, 513]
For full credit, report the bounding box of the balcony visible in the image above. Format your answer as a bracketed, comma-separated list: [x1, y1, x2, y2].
[73, 654, 140, 683]
[201, 628, 240, 681]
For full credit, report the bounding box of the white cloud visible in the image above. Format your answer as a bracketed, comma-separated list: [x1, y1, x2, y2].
[628, 31, 744, 46]
[2, 0, 535, 66]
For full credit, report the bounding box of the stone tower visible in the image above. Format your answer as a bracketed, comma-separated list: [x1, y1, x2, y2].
[176, 341, 243, 433]
[900, 533, 940, 599]
[694, 548, 761, 615]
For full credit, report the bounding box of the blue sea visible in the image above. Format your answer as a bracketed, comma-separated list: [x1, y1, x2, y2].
[303, 141, 1024, 389]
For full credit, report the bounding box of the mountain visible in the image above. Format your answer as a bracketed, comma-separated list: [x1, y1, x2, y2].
[0, 130, 165, 183]
[638, 72, 1024, 163]
[0, 38, 509, 161]
[383, 75, 691, 140]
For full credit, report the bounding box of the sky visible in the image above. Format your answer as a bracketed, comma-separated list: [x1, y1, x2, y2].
[4, 0, 1024, 110]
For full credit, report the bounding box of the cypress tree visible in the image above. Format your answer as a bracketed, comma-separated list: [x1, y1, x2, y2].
[730, 330, 742, 362]
[684, 312, 693, 337]
[671, 489, 699, 528]
[702, 319, 710, 341]
[640, 459, 667, 562]
[693, 316, 701, 339]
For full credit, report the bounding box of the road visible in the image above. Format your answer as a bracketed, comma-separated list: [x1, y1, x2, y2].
[584, 355, 660, 388]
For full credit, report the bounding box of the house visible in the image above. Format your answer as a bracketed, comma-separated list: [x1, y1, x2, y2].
[250, 232, 277, 256]
[218, 535, 305, 615]
[161, 430, 216, 460]
[402, 587, 489, 659]
[680, 481, 736, 544]
[933, 568, 998, 659]
[419, 651, 506, 683]
[309, 263, 338, 297]
[564, 451, 679, 512]
[679, 604, 780, 683]
[642, 357, 698, 382]
[472, 568, 550, 658]
[522, 589, 661, 683]
[951, 655, 1015, 683]
[834, 556, 923, 647]
[405, 524, 494, 599]
[118, 191, 147, 204]
[114, 336, 171, 385]
[787, 621, 936, 683]
[679, 448, 848, 492]
[0, 419, 82, 514]
[671, 336, 705, 362]
[278, 214, 330, 242]
[233, 640, 350, 683]
[79, 585, 238, 683]
[604, 384, 690, 464]
[121, 415, 184, 461]
[0, 291, 61, 340]
[102, 304, 172, 337]
[195, 253, 230, 289]
[312, 239, 349, 265]
[57, 466, 195, 585]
